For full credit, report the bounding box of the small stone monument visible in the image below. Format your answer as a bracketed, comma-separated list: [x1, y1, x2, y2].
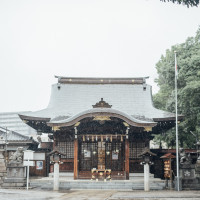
[179, 148, 199, 190]
[2, 147, 26, 188]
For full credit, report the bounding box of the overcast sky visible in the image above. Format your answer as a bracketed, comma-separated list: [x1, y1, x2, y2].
[0, 0, 200, 113]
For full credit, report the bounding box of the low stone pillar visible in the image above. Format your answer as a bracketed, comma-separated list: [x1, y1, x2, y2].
[144, 163, 150, 191]
[54, 163, 59, 191]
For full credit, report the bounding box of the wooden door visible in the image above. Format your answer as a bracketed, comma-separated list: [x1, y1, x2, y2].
[79, 141, 98, 171]
[105, 141, 125, 171]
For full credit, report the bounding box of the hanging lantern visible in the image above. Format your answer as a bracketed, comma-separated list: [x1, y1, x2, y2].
[121, 135, 123, 142]
[92, 135, 94, 142]
[83, 135, 85, 142]
[110, 135, 112, 142]
[101, 135, 103, 142]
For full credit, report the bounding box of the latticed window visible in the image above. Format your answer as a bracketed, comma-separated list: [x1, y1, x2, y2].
[57, 141, 74, 158]
[129, 142, 145, 159]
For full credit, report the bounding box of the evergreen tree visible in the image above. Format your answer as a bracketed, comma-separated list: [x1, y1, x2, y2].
[153, 27, 200, 148]
[160, 0, 199, 7]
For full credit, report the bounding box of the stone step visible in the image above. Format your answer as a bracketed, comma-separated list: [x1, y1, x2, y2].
[49, 172, 73, 176]
[48, 172, 157, 180]
[129, 173, 154, 177]
[30, 172, 165, 190]
[35, 184, 164, 190]
[2, 182, 26, 187]
[30, 180, 165, 190]
[4, 178, 26, 183]
[30, 179, 165, 184]
[49, 172, 73, 178]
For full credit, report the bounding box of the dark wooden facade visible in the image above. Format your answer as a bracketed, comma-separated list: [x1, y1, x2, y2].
[50, 117, 153, 180]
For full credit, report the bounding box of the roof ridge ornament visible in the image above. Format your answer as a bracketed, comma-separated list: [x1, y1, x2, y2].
[92, 98, 112, 108]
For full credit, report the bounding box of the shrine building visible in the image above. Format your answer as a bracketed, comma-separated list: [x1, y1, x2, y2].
[19, 76, 180, 180]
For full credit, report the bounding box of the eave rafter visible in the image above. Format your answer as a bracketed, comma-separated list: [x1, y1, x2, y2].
[19, 114, 52, 133]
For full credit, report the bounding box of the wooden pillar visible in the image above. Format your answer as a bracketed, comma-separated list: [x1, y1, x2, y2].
[74, 138, 78, 179]
[125, 139, 129, 180]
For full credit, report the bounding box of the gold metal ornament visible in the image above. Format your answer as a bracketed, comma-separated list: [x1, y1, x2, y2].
[93, 116, 111, 121]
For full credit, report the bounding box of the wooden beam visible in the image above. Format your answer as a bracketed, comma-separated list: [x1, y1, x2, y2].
[125, 139, 129, 180]
[74, 139, 78, 179]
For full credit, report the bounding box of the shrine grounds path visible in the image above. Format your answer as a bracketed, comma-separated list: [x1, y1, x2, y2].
[0, 189, 200, 200]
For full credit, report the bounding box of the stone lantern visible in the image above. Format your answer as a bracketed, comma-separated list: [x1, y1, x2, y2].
[48, 149, 66, 191]
[139, 147, 156, 191]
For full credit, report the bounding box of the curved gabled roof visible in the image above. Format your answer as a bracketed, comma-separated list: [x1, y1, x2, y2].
[19, 77, 181, 127]
[47, 107, 157, 127]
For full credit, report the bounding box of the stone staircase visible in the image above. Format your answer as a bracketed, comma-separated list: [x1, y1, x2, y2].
[49, 172, 74, 180]
[30, 173, 165, 190]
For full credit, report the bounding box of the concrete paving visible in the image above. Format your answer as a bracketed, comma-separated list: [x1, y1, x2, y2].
[0, 189, 200, 200]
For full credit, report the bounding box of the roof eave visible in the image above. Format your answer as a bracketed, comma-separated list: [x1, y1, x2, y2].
[153, 115, 184, 122]
[47, 109, 157, 128]
[19, 114, 51, 122]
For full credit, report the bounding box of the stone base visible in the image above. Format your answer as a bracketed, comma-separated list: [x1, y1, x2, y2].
[2, 163, 27, 188]
[180, 164, 200, 190]
[6, 163, 26, 178]
[182, 178, 200, 190]
[2, 177, 26, 188]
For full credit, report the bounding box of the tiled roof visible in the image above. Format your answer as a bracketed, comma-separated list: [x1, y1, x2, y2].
[19, 77, 178, 123]
[0, 126, 34, 142]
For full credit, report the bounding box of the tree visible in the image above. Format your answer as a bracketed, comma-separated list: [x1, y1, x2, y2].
[153, 26, 200, 148]
[160, 0, 199, 7]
